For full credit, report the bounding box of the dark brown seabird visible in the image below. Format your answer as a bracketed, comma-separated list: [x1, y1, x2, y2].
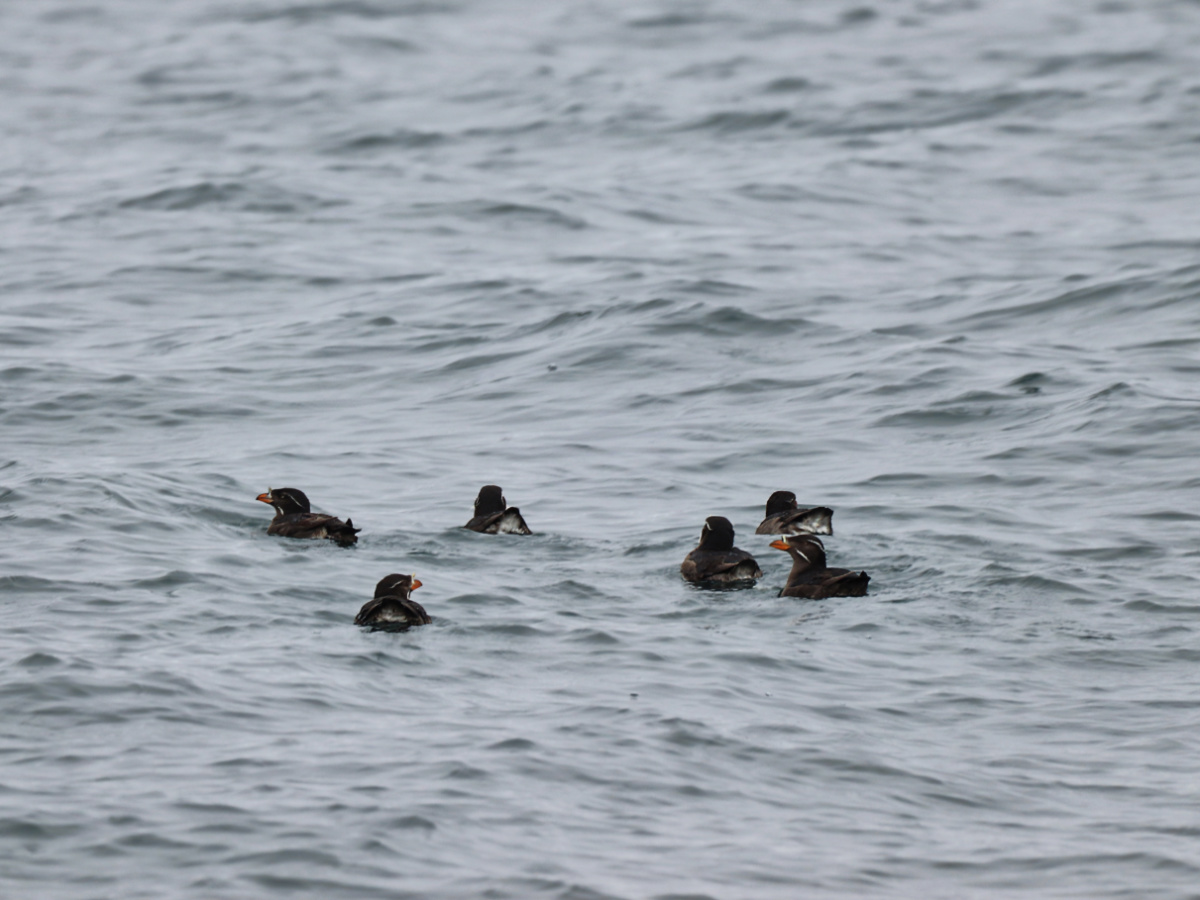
[255, 487, 360, 547]
[755, 490, 834, 536]
[355, 574, 431, 631]
[463, 485, 532, 534]
[769, 534, 869, 599]
[680, 516, 762, 584]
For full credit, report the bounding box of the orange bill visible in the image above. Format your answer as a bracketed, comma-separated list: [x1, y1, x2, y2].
[769, 539, 790, 551]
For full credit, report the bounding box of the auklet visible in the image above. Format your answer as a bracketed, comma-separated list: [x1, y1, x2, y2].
[680, 516, 763, 584]
[769, 535, 869, 599]
[463, 485, 532, 534]
[754, 490, 834, 536]
[354, 574, 431, 631]
[255, 487, 360, 546]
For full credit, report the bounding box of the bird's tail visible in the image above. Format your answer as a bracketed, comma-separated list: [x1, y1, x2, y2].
[331, 518, 361, 546]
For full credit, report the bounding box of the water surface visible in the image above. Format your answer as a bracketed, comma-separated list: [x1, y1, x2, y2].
[4, 1, 1200, 897]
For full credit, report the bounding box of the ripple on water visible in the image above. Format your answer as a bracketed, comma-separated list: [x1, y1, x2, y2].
[116, 182, 342, 214]
[3, 0, 1200, 897]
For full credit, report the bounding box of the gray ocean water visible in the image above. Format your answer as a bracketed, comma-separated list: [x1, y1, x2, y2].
[4, 1, 1200, 897]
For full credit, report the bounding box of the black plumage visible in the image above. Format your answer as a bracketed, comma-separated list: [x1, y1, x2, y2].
[354, 574, 431, 631]
[754, 490, 834, 536]
[769, 535, 869, 599]
[256, 487, 360, 546]
[680, 516, 762, 584]
[463, 485, 532, 534]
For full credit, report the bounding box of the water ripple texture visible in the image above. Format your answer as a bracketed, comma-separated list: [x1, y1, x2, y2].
[3, 1, 1200, 898]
